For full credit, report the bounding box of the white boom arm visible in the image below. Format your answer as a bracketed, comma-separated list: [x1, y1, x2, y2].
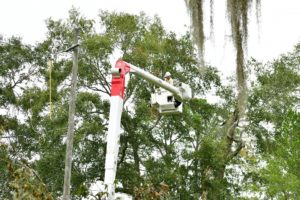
[103, 60, 191, 199]
[114, 61, 192, 102]
[129, 63, 183, 100]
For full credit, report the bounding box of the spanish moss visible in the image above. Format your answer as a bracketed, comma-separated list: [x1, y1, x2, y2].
[226, 0, 256, 117]
[184, 0, 205, 61]
[209, 0, 214, 40]
[186, 0, 261, 117]
[256, 0, 262, 31]
[185, 3, 261, 197]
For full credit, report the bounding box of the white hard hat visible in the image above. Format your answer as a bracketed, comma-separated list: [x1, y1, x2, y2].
[164, 72, 171, 78]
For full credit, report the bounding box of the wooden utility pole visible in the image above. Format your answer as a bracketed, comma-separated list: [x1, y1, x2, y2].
[63, 29, 79, 200]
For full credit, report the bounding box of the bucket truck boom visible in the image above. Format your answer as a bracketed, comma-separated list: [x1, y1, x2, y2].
[103, 60, 191, 199]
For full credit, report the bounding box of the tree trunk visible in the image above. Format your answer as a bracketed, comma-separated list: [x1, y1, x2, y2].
[132, 144, 140, 176]
[199, 19, 247, 200]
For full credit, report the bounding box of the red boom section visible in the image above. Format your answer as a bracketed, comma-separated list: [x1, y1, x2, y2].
[110, 60, 131, 99]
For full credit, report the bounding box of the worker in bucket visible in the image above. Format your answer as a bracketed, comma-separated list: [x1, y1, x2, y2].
[164, 71, 173, 85]
[163, 72, 180, 107]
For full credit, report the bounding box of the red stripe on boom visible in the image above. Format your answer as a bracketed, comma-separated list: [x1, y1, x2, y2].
[110, 60, 131, 99]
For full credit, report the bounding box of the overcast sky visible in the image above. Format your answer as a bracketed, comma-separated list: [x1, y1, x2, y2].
[1, 0, 300, 76]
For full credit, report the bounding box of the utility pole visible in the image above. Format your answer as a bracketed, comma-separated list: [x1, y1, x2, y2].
[63, 28, 80, 200]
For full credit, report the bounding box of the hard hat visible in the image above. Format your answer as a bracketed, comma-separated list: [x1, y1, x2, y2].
[164, 72, 171, 78]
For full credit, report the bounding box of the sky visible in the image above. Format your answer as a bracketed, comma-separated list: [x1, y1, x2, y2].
[0, 0, 300, 76]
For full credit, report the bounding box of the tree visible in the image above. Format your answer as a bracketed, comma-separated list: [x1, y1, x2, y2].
[260, 111, 300, 199]
[0, 36, 57, 199]
[242, 44, 300, 199]
[184, 1, 261, 198]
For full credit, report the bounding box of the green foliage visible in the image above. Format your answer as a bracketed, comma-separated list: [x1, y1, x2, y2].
[0, 37, 34, 106]
[8, 161, 53, 200]
[248, 47, 300, 152]
[0, 145, 11, 199]
[252, 111, 300, 199]
[0, 152, 53, 200]
[240, 45, 300, 198]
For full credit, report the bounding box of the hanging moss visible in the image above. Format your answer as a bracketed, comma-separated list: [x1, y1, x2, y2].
[186, 0, 261, 117]
[209, 0, 214, 40]
[256, 0, 262, 28]
[226, 0, 262, 117]
[185, 1, 262, 197]
[184, 0, 205, 61]
[226, 0, 247, 117]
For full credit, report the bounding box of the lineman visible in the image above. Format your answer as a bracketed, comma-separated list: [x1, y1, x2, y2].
[164, 72, 173, 85]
